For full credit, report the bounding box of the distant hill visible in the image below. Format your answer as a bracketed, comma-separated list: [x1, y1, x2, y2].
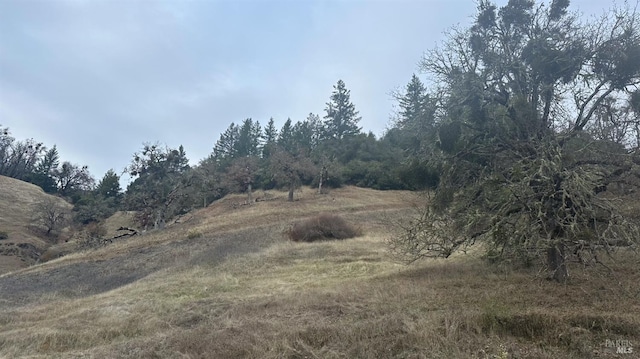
[0, 175, 71, 274]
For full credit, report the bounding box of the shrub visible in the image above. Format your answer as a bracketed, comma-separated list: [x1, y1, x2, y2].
[0, 231, 8, 240]
[187, 229, 203, 239]
[287, 214, 361, 242]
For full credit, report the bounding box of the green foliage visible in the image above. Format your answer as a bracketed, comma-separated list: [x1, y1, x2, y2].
[268, 146, 317, 201]
[393, 0, 640, 281]
[235, 118, 262, 158]
[287, 214, 361, 242]
[125, 143, 192, 229]
[262, 117, 278, 158]
[96, 169, 121, 200]
[212, 122, 239, 164]
[72, 193, 118, 224]
[323, 79, 362, 140]
[277, 118, 295, 153]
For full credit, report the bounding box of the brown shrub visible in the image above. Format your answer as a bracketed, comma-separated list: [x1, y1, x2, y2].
[287, 214, 361, 242]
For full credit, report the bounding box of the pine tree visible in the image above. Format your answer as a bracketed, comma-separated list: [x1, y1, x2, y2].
[235, 118, 262, 157]
[263, 117, 278, 158]
[278, 118, 295, 153]
[96, 169, 121, 199]
[323, 80, 362, 140]
[397, 74, 434, 132]
[292, 114, 322, 155]
[213, 123, 239, 161]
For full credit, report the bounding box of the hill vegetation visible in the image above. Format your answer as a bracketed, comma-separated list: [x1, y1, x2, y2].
[0, 186, 638, 358]
[0, 0, 639, 357]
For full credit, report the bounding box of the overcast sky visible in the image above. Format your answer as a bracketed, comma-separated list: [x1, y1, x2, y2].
[0, 0, 607, 184]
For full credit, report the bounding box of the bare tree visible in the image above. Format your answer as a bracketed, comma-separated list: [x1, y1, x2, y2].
[31, 196, 70, 238]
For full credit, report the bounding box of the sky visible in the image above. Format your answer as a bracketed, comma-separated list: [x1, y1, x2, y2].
[0, 0, 608, 184]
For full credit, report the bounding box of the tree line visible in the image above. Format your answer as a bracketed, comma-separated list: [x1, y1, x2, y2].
[1, 77, 439, 230]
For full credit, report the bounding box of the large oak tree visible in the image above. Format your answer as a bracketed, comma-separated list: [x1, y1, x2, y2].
[391, 0, 640, 282]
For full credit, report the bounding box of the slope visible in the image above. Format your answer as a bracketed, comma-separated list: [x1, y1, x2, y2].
[0, 186, 638, 358]
[0, 175, 72, 274]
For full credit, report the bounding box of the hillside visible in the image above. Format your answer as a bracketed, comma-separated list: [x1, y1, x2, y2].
[0, 176, 72, 274]
[0, 186, 638, 358]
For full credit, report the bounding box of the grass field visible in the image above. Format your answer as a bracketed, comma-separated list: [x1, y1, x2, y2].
[0, 185, 638, 358]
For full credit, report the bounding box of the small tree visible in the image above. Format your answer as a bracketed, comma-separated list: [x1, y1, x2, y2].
[53, 162, 95, 197]
[125, 143, 192, 230]
[269, 147, 316, 201]
[31, 196, 69, 238]
[224, 156, 260, 204]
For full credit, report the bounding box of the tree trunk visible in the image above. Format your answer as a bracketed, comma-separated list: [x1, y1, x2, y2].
[154, 210, 166, 230]
[288, 183, 295, 202]
[247, 183, 253, 204]
[318, 165, 326, 194]
[547, 245, 569, 282]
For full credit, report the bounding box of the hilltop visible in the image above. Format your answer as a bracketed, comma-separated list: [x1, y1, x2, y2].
[0, 176, 72, 274]
[0, 185, 638, 358]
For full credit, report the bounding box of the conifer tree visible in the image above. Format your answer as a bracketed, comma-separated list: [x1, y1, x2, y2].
[323, 80, 362, 140]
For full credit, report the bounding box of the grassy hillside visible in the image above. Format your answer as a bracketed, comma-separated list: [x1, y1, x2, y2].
[0, 186, 638, 358]
[0, 176, 72, 274]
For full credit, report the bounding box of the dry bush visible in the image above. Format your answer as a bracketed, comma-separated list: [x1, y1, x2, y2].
[287, 214, 361, 242]
[0, 230, 7, 240]
[77, 222, 108, 249]
[187, 229, 202, 239]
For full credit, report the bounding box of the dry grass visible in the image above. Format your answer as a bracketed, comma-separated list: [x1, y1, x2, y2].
[0, 186, 638, 358]
[0, 175, 72, 274]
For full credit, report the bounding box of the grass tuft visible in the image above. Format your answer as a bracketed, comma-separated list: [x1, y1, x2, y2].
[186, 229, 203, 239]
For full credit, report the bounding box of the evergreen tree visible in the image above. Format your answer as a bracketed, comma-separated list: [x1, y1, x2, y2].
[323, 80, 362, 140]
[278, 118, 295, 153]
[96, 169, 121, 199]
[292, 113, 323, 155]
[397, 74, 435, 133]
[262, 117, 278, 158]
[213, 123, 239, 162]
[27, 145, 59, 193]
[235, 118, 262, 157]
